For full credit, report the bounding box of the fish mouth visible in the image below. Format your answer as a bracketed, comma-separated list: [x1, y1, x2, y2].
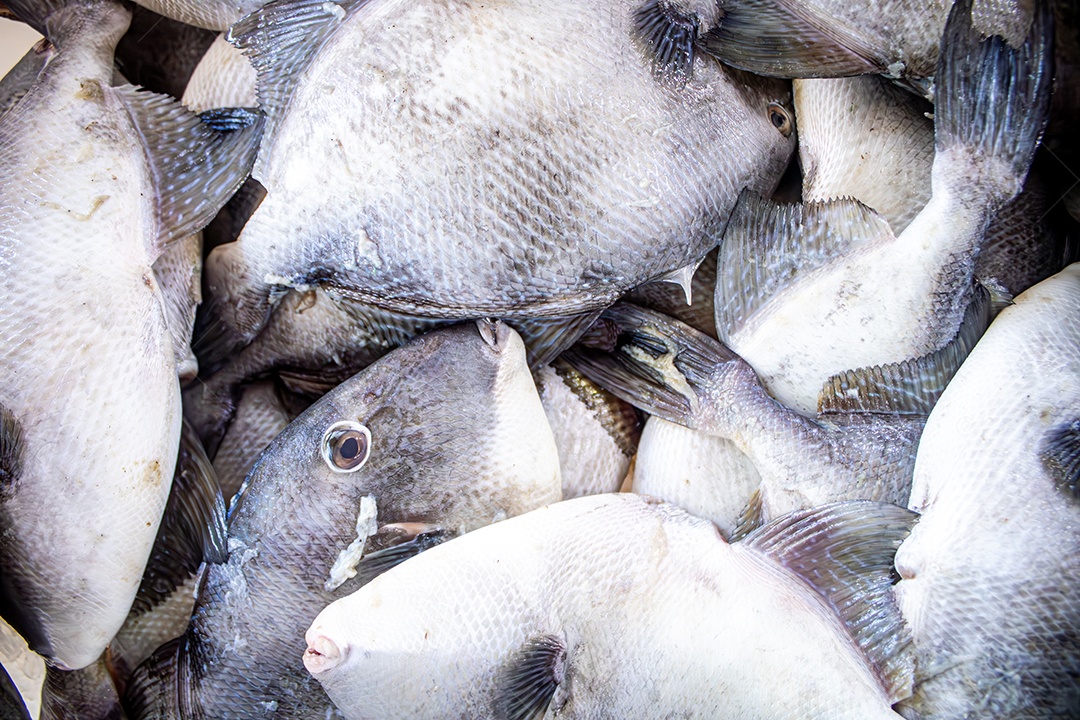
[303, 629, 346, 675]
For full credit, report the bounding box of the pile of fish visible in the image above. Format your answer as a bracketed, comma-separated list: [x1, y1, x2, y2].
[0, 0, 1076, 717]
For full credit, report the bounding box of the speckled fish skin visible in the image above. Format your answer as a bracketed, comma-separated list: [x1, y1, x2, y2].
[0, 0, 181, 670]
[125, 321, 562, 719]
[305, 494, 911, 719]
[210, 380, 297, 503]
[893, 264, 1080, 718]
[206, 0, 796, 344]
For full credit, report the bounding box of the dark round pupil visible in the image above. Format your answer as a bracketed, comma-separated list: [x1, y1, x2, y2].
[339, 436, 360, 460]
[771, 111, 786, 128]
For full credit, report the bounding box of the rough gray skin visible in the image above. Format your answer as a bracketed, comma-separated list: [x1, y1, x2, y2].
[38, 657, 125, 720]
[894, 264, 1080, 719]
[185, 286, 447, 454]
[0, 0, 182, 670]
[206, 0, 795, 344]
[126, 321, 562, 719]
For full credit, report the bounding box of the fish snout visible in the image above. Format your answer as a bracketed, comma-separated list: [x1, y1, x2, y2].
[304, 629, 347, 675]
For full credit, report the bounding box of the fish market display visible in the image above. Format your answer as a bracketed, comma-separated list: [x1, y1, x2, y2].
[893, 264, 1080, 718]
[715, 0, 1052, 415]
[305, 494, 916, 719]
[204, 0, 796, 353]
[0, 0, 1074, 716]
[0, 0, 259, 671]
[126, 321, 562, 718]
[567, 303, 924, 534]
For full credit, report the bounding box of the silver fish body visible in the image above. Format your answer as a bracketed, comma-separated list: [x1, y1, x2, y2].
[306, 494, 915, 719]
[205, 0, 795, 345]
[893, 263, 1080, 718]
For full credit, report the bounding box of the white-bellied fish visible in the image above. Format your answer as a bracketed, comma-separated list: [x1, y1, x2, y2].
[0, 0, 260, 670]
[305, 494, 916, 719]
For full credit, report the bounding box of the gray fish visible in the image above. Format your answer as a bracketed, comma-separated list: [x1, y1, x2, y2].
[306, 495, 916, 719]
[125, 321, 562, 719]
[565, 303, 924, 535]
[713, 0, 1052, 416]
[893, 263, 1080, 718]
[0, 0, 261, 670]
[534, 360, 641, 499]
[204, 0, 795, 355]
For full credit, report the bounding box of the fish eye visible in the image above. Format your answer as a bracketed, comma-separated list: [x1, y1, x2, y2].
[767, 103, 793, 138]
[321, 421, 372, 473]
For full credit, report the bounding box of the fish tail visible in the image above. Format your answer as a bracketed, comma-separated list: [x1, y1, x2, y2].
[934, 0, 1054, 208]
[562, 302, 738, 430]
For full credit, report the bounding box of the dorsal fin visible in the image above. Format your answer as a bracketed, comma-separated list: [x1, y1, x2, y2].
[716, 192, 895, 342]
[228, 0, 356, 171]
[742, 501, 917, 702]
[113, 86, 263, 258]
[818, 283, 992, 415]
[699, 0, 886, 78]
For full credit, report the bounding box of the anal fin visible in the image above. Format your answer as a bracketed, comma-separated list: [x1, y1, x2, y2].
[742, 501, 917, 702]
[818, 283, 991, 415]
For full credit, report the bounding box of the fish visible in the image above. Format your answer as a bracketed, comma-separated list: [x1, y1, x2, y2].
[892, 263, 1080, 718]
[625, 247, 719, 338]
[37, 656, 126, 720]
[0, 0, 261, 670]
[305, 494, 917, 719]
[0, 37, 50, 119]
[180, 32, 257, 115]
[795, 74, 1076, 297]
[713, 0, 1053, 416]
[0, 662, 30, 720]
[533, 360, 642, 499]
[125, 320, 563, 719]
[203, 0, 795, 358]
[128, 0, 264, 31]
[565, 303, 926, 535]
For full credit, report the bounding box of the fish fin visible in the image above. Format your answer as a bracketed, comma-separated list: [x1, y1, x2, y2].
[934, 0, 1053, 205]
[0, 663, 31, 720]
[113, 86, 264, 258]
[228, 0, 353, 171]
[651, 257, 704, 305]
[633, 0, 700, 81]
[562, 303, 738, 427]
[715, 192, 894, 342]
[510, 311, 604, 368]
[742, 501, 917, 702]
[130, 422, 227, 618]
[699, 0, 885, 77]
[494, 635, 566, 720]
[1041, 418, 1080, 502]
[728, 487, 765, 542]
[122, 636, 194, 720]
[818, 284, 991, 415]
[356, 527, 451, 586]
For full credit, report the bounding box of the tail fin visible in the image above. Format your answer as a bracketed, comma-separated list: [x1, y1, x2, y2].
[563, 303, 739, 428]
[934, 0, 1054, 206]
